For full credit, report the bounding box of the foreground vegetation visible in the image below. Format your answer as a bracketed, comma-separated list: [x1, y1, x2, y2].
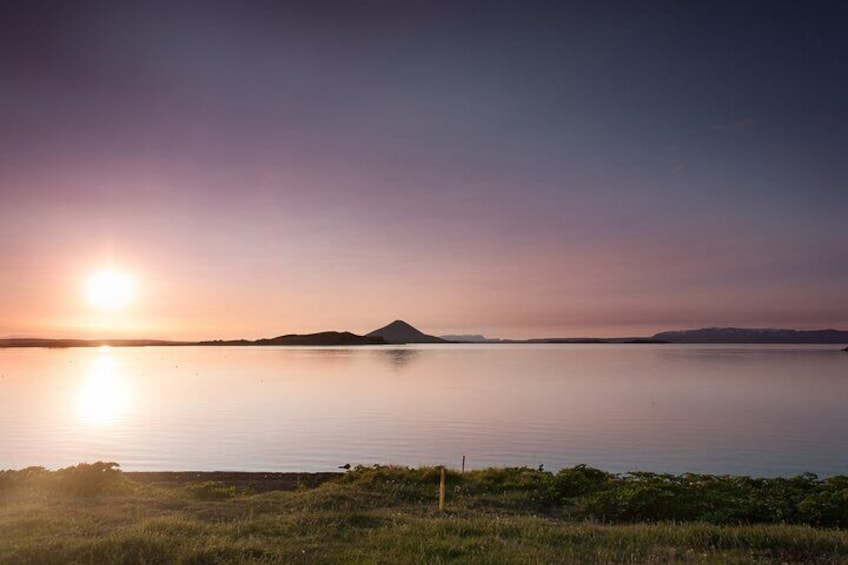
[2, 462, 848, 564]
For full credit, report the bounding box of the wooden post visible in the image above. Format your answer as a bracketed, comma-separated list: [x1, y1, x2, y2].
[439, 467, 446, 512]
[461, 455, 465, 474]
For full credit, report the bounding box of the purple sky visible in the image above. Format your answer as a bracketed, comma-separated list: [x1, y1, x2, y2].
[1, 1, 846, 339]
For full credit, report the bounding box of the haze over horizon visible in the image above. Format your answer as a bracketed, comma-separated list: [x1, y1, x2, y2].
[1, 1, 845, 341]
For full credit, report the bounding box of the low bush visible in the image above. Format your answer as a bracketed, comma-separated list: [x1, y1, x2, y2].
[181, 481, 241, 500]
[1, 461, 129, 498]
[53, 461, 129, 497]
[547, 464, 615, 501]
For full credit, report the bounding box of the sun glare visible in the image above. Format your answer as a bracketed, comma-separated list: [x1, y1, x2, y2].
[78, 348, 131, 424]
[85, 270, 135, 310]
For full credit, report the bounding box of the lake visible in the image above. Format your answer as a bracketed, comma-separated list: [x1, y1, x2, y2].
[1, 344, 846, 477]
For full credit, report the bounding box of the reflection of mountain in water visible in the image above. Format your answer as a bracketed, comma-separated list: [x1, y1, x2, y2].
[377, 348, 420, 370]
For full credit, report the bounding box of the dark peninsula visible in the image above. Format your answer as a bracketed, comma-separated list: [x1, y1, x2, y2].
[200, 331, 385, 347]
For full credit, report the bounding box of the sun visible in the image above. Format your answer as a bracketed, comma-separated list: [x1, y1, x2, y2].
[85, 270, 135, 310]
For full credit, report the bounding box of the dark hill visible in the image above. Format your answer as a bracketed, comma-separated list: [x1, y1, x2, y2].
[255, 331, 385, 346]
[366, 320, 446, 344]
[653, 327, 848, 344]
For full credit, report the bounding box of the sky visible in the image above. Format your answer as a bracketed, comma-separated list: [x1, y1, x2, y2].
[1, 0, 846, 340]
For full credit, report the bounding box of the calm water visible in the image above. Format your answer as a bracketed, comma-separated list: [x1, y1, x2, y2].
[1, 344, 846, 476]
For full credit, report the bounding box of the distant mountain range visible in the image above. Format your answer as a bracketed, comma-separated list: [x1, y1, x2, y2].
[442, 327, 848, 345]
[439, 334, 670, 344]
[1, 323, 846, 348]
[652, 327, 848, 344]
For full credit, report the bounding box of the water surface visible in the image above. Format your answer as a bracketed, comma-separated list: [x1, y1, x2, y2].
[1, 344, 845, 476]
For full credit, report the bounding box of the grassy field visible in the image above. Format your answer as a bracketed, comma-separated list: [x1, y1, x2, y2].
[2, 462, 848, 564]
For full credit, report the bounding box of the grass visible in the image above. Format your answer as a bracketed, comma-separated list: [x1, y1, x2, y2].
[2, 462, 848, 564]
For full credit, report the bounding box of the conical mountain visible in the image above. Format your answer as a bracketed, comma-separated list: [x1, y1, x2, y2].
[366, 320, 447, 344]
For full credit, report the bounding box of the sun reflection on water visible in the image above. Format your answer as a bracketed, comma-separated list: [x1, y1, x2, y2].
[77, 347, 131, 425]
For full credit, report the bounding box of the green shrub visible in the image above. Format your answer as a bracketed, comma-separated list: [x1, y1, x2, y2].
[53, 461, 128, 497]
[337, 465, 448, 505]
[548, 464, 614, 500]
[0, 466, 49, 494]
[572, 471, 848, 526]
[467, 467, 545, 494]
[182, 481, 240, 500]
[797, 490, 848, 527]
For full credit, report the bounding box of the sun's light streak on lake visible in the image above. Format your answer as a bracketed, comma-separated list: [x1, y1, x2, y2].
[77, 347, 131, 425]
